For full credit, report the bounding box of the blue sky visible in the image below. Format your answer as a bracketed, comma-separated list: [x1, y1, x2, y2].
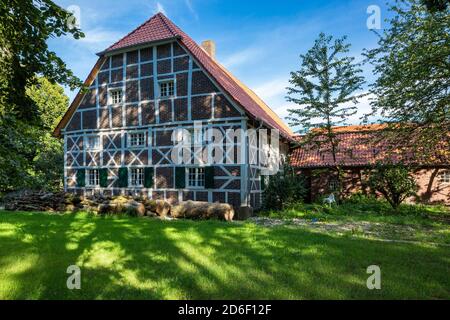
[50, 0, 392, 129]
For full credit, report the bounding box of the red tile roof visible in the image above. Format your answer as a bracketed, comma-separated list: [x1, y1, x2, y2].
[290, 124, 449, 168]
[102, 13, 294, 139]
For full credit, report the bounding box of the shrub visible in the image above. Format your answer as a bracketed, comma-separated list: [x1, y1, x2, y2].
[262, 163, 308, 210]
[366, 162, 418, 209]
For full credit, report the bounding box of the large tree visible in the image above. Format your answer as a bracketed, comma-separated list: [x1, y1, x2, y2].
[0, 77, 68, 192]
[0, 1, 83, 193]
[286, 33, 365, 194]
[0, 0, 83, 122]
[364, 0, 450, 162]
[422, 0, 450, 12]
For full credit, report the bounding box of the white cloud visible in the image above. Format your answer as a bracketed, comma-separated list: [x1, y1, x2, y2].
[154, 2, 166, 15]
[253, 78, 289, 101]
[222, 47, 264, 69]
[77, 28, 125, 52]
[185, 0, 198, 20]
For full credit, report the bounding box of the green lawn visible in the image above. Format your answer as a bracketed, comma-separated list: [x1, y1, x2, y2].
[0, 210, 449, 299]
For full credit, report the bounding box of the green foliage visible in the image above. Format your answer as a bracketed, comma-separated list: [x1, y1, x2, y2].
[366, 163, 418, 209]
[0, 0, 83, 123]
[0, 0, 81, 193]
[364, 0, 450, 157]
[421, 0, 449, 12]
[0, 77, 67, 192]
[287, 33, 366, 133]
[261, 198, 449, 225]
[262, 163, 307, 210]
[286, 33, 366, 191]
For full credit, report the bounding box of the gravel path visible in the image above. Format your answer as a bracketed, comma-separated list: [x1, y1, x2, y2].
[247, 216, 450, 246]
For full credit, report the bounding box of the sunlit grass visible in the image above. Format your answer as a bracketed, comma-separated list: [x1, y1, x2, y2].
[0, 210, 449, 299]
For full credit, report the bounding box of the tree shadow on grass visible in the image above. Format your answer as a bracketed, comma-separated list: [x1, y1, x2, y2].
[0, 212, 449, 299]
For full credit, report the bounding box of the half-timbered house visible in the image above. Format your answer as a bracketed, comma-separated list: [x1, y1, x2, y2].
[54, 13, 294, 210]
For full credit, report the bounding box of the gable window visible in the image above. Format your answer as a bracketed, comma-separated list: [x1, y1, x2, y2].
[130, 168, 144, 186]
[129, 132, 146, 147]
[159, 80, 175, 97]
[188, 167, 205, 188]
[86, 135, 100, 150]
[438, 171, 450, 184]
[87, 169, 99, 186]
[110, 89, 123, 104]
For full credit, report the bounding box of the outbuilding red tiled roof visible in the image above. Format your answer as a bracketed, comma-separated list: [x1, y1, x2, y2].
[290, 124, 450, 168]
[101, 13, 294, 139]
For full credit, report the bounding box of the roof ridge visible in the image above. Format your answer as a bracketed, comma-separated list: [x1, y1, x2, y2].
[57, 13, 296, 139]
[104, 13, 175, 53]
[157, 12, 182, 37]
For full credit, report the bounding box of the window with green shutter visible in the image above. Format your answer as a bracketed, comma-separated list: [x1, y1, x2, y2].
[205, 166, 215, 189]
[175, 167, 186, 189]
[99, 168, 108, 188]
[76, 169, 86, 187]
[118, 167, 128, 188]
[144, 167, 154, 188]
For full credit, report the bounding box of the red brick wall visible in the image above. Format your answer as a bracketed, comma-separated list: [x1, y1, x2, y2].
[413, 168, 450, 204]
[305, 167, 450, 204]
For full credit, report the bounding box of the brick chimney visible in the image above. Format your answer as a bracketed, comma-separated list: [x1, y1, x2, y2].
[201, 40, 216, 59]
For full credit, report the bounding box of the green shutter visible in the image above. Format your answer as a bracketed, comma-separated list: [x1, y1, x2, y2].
[144, 167, 154, 188]
[99, 168, 108, 188]
[205, 166, 215, 189]
[260, 175, 266, 191]
[175, 167, 186, 189]
[118, 167, 128, 188]
[76, 169, 86, 187]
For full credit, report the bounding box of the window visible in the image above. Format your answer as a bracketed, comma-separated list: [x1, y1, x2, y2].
[110, 89, 122, 104]
[86, 135, 100, 150]
[438, 171, 450, 184]
[188, 167, 205, 188]
[130, 168, 144, 186]
[87, 169, 99, 186]
[129, 132, 146, 147]
[159, 81, 174, 97]
[328, 178, 339, 192]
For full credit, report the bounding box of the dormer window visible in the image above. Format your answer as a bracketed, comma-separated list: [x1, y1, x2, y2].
[159, 80, 174, 97]
[110, 89, 123, 104]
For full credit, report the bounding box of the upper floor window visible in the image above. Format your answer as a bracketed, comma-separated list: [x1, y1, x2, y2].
[438, 171, 450, 184]
[129, 132, 146, 147]
[110, 89, 123, 104]
[87, 169, 99, 186]
[130, 168, 144, 186]
[86, 135, 100, 150]
[159, 80, 174, 97]
[188, 167, 205, 188]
